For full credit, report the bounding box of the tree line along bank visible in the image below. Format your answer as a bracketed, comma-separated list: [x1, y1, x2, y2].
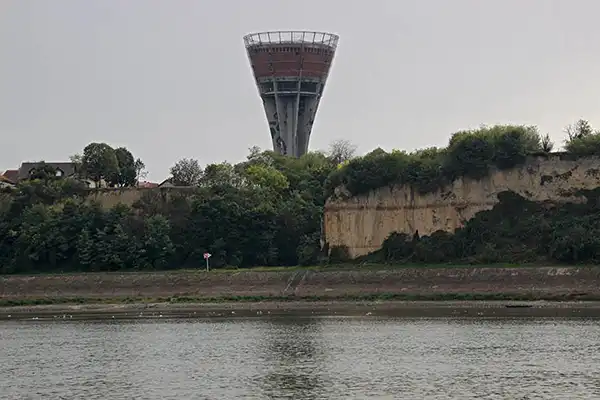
[1, 120, 600, 273]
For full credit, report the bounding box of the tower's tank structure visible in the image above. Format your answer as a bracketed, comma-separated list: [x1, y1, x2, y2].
[243, 31, 339, 157]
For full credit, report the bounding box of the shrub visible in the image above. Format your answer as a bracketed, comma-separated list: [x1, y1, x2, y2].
[370, 190, 600, 265]
[325, 125, 543, 198]
[328, 245, 351, 264]
[564, 133, 600, 156]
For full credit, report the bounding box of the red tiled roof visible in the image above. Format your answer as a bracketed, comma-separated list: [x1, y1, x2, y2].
[138, 181, 159, 188]
[1, 169, 18, 183]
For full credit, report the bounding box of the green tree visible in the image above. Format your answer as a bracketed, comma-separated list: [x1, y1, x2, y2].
[69, 154, 83, 175]
[27, 162, 58, 181]
[134, 158, 147, 184]
[541, 133, 554, 152]
[170, 158, 203, 186]
[328, 139, 357, 165]
[141, 215, 174, 268]
[201, 162, 243, 188]
[81, 143, 119, 187]
[6, 121, 600, 275]
[94, 223, 133, 270]
[564, 121, 600, 155]
[565, 119, 593, 141]
[76, 228, 94, 269]
[244, 164, 289, 192]
[112, 147, 138, 187]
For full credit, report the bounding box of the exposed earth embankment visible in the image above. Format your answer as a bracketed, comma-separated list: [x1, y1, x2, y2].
[2, 266, 600, 301]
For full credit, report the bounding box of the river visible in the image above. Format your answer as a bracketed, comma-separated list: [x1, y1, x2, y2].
[1, 316, 599, 399]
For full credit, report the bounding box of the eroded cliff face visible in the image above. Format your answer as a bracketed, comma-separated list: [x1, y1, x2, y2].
[324, 154, 600, 258]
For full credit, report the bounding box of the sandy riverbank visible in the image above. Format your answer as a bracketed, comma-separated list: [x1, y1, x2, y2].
[2, 266, 600, 320]
[2, 300, 600, 321]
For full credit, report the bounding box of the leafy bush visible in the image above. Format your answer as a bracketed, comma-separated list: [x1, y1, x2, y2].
[372, 190, 600, 265]
[328, 245, 351, 264]
[325, 125, 542, 198]
[0, 149, 338, 273]
[3, 120, 600, 274]
[565, 134, 600, 156]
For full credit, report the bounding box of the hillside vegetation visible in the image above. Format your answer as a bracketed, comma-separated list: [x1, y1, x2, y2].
[2, 120, 600, 273]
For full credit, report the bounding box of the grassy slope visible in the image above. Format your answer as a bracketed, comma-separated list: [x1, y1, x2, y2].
[1, 263, 598, 307]
[3, 262, 549, 276]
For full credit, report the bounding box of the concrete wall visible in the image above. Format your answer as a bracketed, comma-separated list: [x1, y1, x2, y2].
[85, 187, 197, 209]
[0, 187, 157, 212]
[86, 187, 145, 208]
[324, 154, 600, 258]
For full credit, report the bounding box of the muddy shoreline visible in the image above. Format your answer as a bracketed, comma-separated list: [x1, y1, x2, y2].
[3, 266, 600, 320]
[3, 300, 600, 321]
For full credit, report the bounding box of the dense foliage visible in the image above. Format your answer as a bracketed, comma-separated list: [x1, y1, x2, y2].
[325, 124, 549, 198]
[79, 143, 146, 187]
[0, 149, 338, 273]
[367, 188, 600, 265]
[2, 120, 600, 273]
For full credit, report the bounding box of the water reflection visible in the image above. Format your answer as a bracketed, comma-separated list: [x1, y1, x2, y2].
[2, 317, 600, 399]
[258, 317, 327, 399]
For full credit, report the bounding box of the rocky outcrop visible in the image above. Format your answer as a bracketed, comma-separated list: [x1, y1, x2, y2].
[324, 154, 600, 258]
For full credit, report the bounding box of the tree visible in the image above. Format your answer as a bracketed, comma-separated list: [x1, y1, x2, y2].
[201, 162, 244, 188]
[541, 133, 554, 153]
[110, 147, 137, 187]
[328, 139, 357, 165]
[565, 119, 593, 142]
[134, 158, 147, 184]
[244, 164, 289, 192]
[81, 143, 119, 187]
[8, 121, 600, 275]
[247, 146, 262, 160]
[69, 154, 83, 176]
[169, 158, 203, 186]
[141, 215, 174, 268]
[76, 228, 94, 268]
[27, 162, 58, 181]
[563, 120, 600, 155]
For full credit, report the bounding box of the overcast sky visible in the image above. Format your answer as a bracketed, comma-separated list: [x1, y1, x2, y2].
[2, 0, 600, 181]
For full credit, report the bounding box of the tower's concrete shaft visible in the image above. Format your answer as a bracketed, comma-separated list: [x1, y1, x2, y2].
[244, 31, 339, 157]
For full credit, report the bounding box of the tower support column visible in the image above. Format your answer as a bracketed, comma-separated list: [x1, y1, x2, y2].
[244, 31, 339, 157]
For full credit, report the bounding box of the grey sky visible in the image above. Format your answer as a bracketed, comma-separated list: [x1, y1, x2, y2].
[2, 0, 600, 181]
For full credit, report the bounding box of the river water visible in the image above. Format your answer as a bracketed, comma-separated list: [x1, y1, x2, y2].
[1, 316, 599, 399]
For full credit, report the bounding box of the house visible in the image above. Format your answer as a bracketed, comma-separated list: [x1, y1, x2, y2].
[0, 174, 15, 189]
[17, 162, 77, 181]
[13, 161, 108, 188]
[82, 179, 109, 189]
[0, 162, 105, 188]
[158, 178, 176, 188]
[138, 181, 159, 188]
[2, 169, 18, 183]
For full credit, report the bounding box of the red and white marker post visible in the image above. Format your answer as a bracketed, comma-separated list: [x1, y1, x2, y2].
[203, 252, 212, 272]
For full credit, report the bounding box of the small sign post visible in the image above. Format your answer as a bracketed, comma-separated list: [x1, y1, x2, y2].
[203, 252, 212, 272]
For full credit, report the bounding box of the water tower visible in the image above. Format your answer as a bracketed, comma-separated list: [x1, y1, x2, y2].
[243, 31, 339, 157]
